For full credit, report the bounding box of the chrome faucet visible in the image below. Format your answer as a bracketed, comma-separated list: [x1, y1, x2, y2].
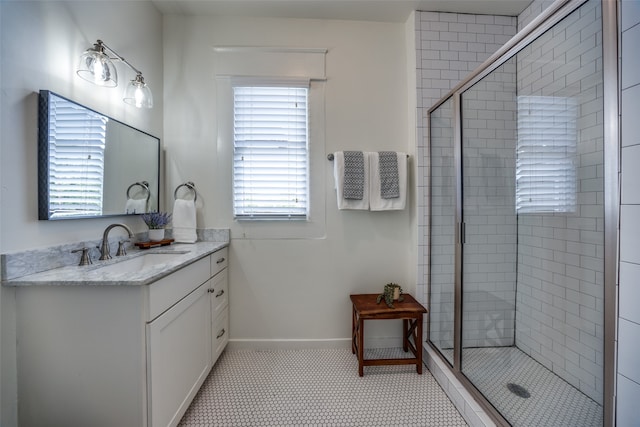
[99, 223, 134, 261]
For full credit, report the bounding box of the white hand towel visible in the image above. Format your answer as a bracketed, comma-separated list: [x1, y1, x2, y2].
[369, 152, 407, 211]
[333, 151, 370, 210]
[125, 198, 147, 214]
[172, 199, 197, 243]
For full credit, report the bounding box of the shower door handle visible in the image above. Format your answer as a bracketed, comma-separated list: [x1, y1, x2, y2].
[459, 222, 465, 245]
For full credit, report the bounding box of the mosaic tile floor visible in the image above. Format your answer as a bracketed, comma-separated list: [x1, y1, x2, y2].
[460, 346, 603, 427]
[179, 347, 468, 427]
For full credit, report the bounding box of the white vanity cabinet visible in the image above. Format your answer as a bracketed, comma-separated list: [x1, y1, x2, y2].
[14, 246, 230, 427]
[147, 247, 229, 427]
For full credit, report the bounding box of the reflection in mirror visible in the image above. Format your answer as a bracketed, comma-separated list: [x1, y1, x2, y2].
[38, 90, 160, 220]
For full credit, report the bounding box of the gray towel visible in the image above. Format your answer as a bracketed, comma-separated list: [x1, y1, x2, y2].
[343, 151, 365, 200]
[378, 151, 400, 199]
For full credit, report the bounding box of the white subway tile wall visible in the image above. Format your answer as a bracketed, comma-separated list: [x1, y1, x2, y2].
[619, 262, 640, 325]
[622, 24, 640, 90]
[618, 0, 640, 423]
[517, 0, 556, 31]
[514, 0, 604, 405]
[617, 373, 640, 426]
[621, 84, 640, 148]
[621, 0, 640, 32]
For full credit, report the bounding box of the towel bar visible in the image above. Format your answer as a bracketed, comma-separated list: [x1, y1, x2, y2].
[126, 181, 150, 202]
[327, 153, 409, 161]
[174, 181, 197, 202]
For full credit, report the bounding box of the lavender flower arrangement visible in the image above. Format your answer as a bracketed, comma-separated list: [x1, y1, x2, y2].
[141, 211, 172, 229]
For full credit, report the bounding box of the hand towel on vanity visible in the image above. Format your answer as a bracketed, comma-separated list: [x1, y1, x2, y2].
[369, 151, 407, 211]
[333, 151, 370, 210]
[172, 199, 197, 243]
[124, 198, 147, 214]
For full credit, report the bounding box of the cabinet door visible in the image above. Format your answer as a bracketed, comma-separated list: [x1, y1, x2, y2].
[147, 282, 212, 427]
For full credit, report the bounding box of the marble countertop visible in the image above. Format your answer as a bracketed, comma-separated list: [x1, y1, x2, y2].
[3, 241, 228, 287]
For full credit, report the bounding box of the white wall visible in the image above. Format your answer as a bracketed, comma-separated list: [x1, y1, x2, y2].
[0, 2, 163, 425]
[0, 1, 163, 252]
[617, 0, 640, 424]
[163, 14, 415, 347]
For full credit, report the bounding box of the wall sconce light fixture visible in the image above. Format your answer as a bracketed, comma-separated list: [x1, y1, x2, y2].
[77, 39, 153, 109]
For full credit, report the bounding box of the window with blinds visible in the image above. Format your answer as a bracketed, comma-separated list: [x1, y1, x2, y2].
[233, 85, 309, 219]
[516, 96, 577, 214]
[48, 96, 107, 218]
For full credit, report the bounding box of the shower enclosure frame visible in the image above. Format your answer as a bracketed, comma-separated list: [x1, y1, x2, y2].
[425, 0, 619, 425]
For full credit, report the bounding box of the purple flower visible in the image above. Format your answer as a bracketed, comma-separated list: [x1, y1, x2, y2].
[141, 211, 172, 229]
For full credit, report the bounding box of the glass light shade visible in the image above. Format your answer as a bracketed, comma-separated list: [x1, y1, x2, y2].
[76, 48, 118, 87]
[123, 75, 153, 109]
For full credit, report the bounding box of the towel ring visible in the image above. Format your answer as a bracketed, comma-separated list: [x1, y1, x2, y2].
[126, 181, 150, 202]
[174, 181, 197, 202]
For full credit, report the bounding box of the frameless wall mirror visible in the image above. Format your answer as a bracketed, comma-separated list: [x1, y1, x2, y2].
[38, 90, 160, 220]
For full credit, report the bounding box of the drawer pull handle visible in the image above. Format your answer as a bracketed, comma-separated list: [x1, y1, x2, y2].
[217, 329, 226, 339]
[216, 257, 225, 264]
[216, 290, 225, 297]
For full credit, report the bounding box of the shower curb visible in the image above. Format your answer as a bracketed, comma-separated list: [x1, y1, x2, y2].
[424, 345, 496, 427]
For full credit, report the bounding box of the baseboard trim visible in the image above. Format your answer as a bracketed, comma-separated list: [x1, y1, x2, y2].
[228, 338, 351, 350]
[227, 336, 405, 351]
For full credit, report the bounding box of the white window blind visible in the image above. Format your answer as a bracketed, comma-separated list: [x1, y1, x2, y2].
[516, 96, 577, 214]
[48, 97, 107, 218]
[233, 85, 309, 219]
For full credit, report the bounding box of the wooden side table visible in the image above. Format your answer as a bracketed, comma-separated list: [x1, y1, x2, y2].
[350, 293, 427, 376]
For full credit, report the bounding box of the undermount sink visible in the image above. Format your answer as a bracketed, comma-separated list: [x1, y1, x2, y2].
[94, 253, 186, 274]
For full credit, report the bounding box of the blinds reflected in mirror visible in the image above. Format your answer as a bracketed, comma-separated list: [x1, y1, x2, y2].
[48, 96, 107, 217]
[516, 96, 577, 214]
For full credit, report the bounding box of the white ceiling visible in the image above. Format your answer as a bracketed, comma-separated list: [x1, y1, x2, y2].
[151, 0, 532, 23]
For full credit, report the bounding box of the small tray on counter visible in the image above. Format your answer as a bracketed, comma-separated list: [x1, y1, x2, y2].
[135, 239, 175, 249]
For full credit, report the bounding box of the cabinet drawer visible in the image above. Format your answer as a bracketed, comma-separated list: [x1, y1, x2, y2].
[210, 247, 228, 277]
[148, 256, 211, 322]
[212, 308, 229, 363]
[210, 269, 228, 319]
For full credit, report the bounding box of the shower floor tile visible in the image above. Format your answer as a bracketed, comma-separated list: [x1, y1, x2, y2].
[179, 347, 468, 426]
[460, 346, 603, 427]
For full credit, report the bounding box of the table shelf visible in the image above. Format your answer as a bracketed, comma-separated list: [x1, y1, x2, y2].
[350, 293, 427, 376]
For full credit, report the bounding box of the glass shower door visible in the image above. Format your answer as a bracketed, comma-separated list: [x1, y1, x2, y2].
[461, 56, 518, 350]
[459, 56, 519, 390]
[457, 0, 605, 424]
